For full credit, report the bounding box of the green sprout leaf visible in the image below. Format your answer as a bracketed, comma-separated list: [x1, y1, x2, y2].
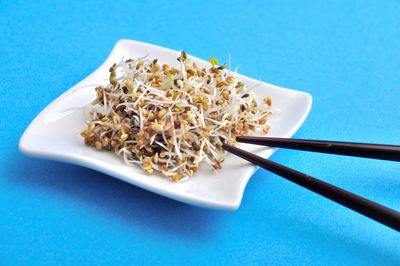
[91, 98, 99, 105]
[128, 87, 136, 96]
[209, 57, 219, 67]
[217, 63, 227, 70]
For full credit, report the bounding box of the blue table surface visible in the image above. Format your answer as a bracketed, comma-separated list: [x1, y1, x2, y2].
[1, 0, 399, 265]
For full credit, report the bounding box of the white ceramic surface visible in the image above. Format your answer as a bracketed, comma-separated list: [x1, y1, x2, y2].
[19, 39, 312, 210]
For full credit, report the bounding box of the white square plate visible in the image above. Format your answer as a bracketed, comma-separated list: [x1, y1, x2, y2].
[19, 39, 312, 210]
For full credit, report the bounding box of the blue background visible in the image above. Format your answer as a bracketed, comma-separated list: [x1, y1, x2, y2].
[1, 0, 399, 264]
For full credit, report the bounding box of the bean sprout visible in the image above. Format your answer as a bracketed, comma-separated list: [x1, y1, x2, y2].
[80, 52, 272, 182]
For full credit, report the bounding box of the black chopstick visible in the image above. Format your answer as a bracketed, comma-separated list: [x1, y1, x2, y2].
[222, 143, 400, 231]
[236, 136, 400, 162]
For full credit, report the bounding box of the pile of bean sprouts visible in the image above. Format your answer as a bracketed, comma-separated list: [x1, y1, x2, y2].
[81, 52, 272, 182]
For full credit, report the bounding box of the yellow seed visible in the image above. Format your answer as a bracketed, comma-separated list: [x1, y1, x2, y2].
[110, 74, 117, 85]
[183, 111, 193, 120]
[264, 97, 272, 106]
[259, 119, 266, 125]
[136, 131, 144, 138]
[95, 141, 102, 150]
[162, 64, 170, 73]
[144, 168, 153, 174]
[180, 119, 189, 126]
[80, 130, 90, 138]
[170, 68, 179, 74]
[143, 163, 152, 169]
[182, 131, 190, 141]
[143, 157, 153, 173]
[139, 99, 146, 107]
[201, 126, 210, 133]
[101, 137, 110, 147]
[217, 81, 228, 87]
[143, 158, 151, 166]
[212, 162, 222, 170]
[216, 99, 224, 105]
[120, 133, 129, 142]
[172, 173, 183, 182]
[151, 82, 162, 88]
[125, 78, 133, 90]
[215, 157, 225, 163]
[137, 61, 144, 69]
[144, 131, 150, 140]
[157, 109, 166, 119]
[202, 101, 209, 111]
[150, 124, 164, 132]
[193, 96, 200, 103]
[151, 64, 159, 73]
[263, 125, 270, 133]
[114, 144, 120, 154]
[148, 112, 155, 121]
[226, 76, 235, 83]
[153, 153, 159, 163]
[88, 122, 95, 131]
[167, 90, 174, 98]
[113, 115, 119, 125]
